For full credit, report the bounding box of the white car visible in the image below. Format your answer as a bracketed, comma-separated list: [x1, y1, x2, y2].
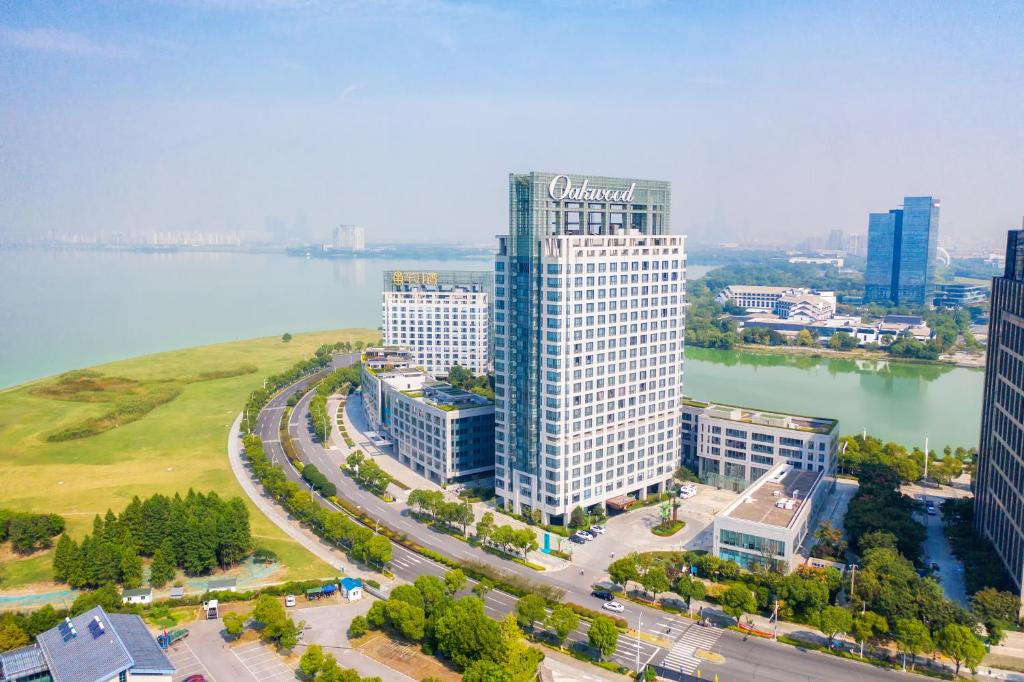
[590, 525, 606, 535]
[678, 486, 697, 499]
[602, 601, 625, 613]
[575, 530, 595, 541]
[285, 595, 296, 607]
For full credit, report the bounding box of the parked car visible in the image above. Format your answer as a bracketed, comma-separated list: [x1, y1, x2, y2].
[574, 530, 595, 541]
[590, 524, 606, 534]
[285, 595, 296, 607]
[184, 676, 206, 682]
[569, 534, 586, 544]
[926, 505, 937, 516]
[678, 484, 698, 499]
[931, 562, 941, 572]
[592, 589, 614, 600]
[602, 601, 625, 613]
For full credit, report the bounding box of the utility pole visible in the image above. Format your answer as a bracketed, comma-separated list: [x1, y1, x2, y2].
[772, 600, 779, 641]
[636, 611, 642, 675]
[849, 564, 858, 606]
[923, 434, 930, 480]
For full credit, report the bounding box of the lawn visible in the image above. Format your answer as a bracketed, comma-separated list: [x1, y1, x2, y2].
[0, 328, 379, 589]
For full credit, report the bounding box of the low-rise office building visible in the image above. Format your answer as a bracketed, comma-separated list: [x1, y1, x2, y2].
[0, 606, 174, 682]
[361, 360, 495, 485]
[681, 398, 837, 491]
[382, 270, 492, 378]
[718, 285, 835, 320]
[713, 462, 830, 572]
[935, 283, 988, 308]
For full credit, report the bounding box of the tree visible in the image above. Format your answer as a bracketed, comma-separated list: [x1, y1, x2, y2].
[299, 644, 324, 678]
[223, 611, 246, 637]
[894, 618, 933, 671]
[588, 616, 619, 661]
[515, 594, 547, 631]
[608, 555, 639, 591]
[796, 329, 815, 347]
[472, 578, 493, 600]
[674, 575, 706, 611]
[851, 611, 888, 657]
[0, 623, 29, 652]
[444, 569, 466, 596]
[433, 596, 504, 669]
[569, 506, 586, 529]
[720, 583, 757, 623]
[452, 502, 475, 536]
[341, 615, 366, 640]
[640, 566, 670, 601]
[971, 588, 1019, 631]
[475, 512, 495, 544]
[385, 599, 426, 641]
[282, 333, 292, 342]
[546, 604, 580, 645]
[149, 538, 177, 587]
[358, 534, 392, 567]
[812, 605, 853, 649]
[938, 623, 985, 676]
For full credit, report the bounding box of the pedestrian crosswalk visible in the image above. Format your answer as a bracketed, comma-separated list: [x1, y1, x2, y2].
[661, 623, 723, 675]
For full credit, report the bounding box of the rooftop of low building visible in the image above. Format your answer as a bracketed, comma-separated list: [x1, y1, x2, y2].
[724, 466, 823, 529]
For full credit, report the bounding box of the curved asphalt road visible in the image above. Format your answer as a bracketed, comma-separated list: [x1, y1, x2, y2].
[245, 356, 922, 680]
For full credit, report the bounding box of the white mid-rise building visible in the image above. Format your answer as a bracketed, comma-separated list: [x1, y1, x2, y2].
[495, 172, 684, 524]
[382, 270, 491, 378]
[718, 285, 836, 320]
[681, 398, 838, 490]
[333, 224, 366, 250]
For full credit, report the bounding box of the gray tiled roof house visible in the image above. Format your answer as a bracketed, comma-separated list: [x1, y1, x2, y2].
[9, 606, 175, 682]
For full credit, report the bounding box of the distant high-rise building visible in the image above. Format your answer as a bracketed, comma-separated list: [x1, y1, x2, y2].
[332, 224, 366, 250]
[494, 172, 685, 523]
[976, 227, 1024, 611]
[826, 229, 846, 251]
[847, 233, 867, 257]
[864, 196, 940, 306]
[382, 270, 492, 377]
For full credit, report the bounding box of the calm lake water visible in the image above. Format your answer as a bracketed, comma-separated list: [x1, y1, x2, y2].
[0, 250, 983, 448]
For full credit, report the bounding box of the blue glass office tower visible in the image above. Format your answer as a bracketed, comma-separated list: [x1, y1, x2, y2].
[494, 172, 685, 524]
[864, 197, 940, 306]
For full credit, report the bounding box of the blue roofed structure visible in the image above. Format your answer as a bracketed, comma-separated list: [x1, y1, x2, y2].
[3, 606, 175, 682]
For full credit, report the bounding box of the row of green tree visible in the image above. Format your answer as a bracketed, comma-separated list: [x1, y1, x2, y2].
[241, 342, 352, 434]
[0, 509, 65, 554]
[52, 490, 252, 588]
[357, 568, 543, 680]
[243, 434, 392, 568]
[301, 464, 337, 498]
[838, 433, 974, 484]
[344, 452, 393, 497]
[308, 365, 362, 444]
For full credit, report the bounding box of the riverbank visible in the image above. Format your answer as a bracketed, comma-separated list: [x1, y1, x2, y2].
[728, 342, 986, 369]
[0, 329, 378, 591]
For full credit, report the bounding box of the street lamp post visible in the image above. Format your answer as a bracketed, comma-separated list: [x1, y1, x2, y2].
[636, 611, 642, 675]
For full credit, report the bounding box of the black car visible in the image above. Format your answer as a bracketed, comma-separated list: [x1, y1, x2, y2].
[570, 535, 586, 544]
[592, 589, 614, 600]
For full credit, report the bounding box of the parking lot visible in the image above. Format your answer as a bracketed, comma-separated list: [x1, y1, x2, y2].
[563, 483, 739, 575]
[165, 640, 216, 682]
[231, 641, 296, 682]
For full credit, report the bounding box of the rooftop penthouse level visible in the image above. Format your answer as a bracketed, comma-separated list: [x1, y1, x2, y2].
[362, 346, 414, 371]
[713, 463, 831, 573]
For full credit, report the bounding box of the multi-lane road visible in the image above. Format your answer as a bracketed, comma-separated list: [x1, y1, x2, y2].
[244, 358, 921, 681]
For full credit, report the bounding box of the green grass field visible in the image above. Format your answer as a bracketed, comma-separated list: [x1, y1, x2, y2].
[0, 329, 379, 589]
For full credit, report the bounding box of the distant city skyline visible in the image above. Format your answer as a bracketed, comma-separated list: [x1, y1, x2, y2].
[1, 2, 1022, 244]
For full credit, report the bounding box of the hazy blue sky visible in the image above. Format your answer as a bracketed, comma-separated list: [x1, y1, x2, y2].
[1, 1, 1021, 245]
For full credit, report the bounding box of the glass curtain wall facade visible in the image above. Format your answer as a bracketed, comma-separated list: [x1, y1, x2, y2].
[494, 172, 684, 523]
[976, 229, 1024, 612]
[864, 197, 940, 306]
